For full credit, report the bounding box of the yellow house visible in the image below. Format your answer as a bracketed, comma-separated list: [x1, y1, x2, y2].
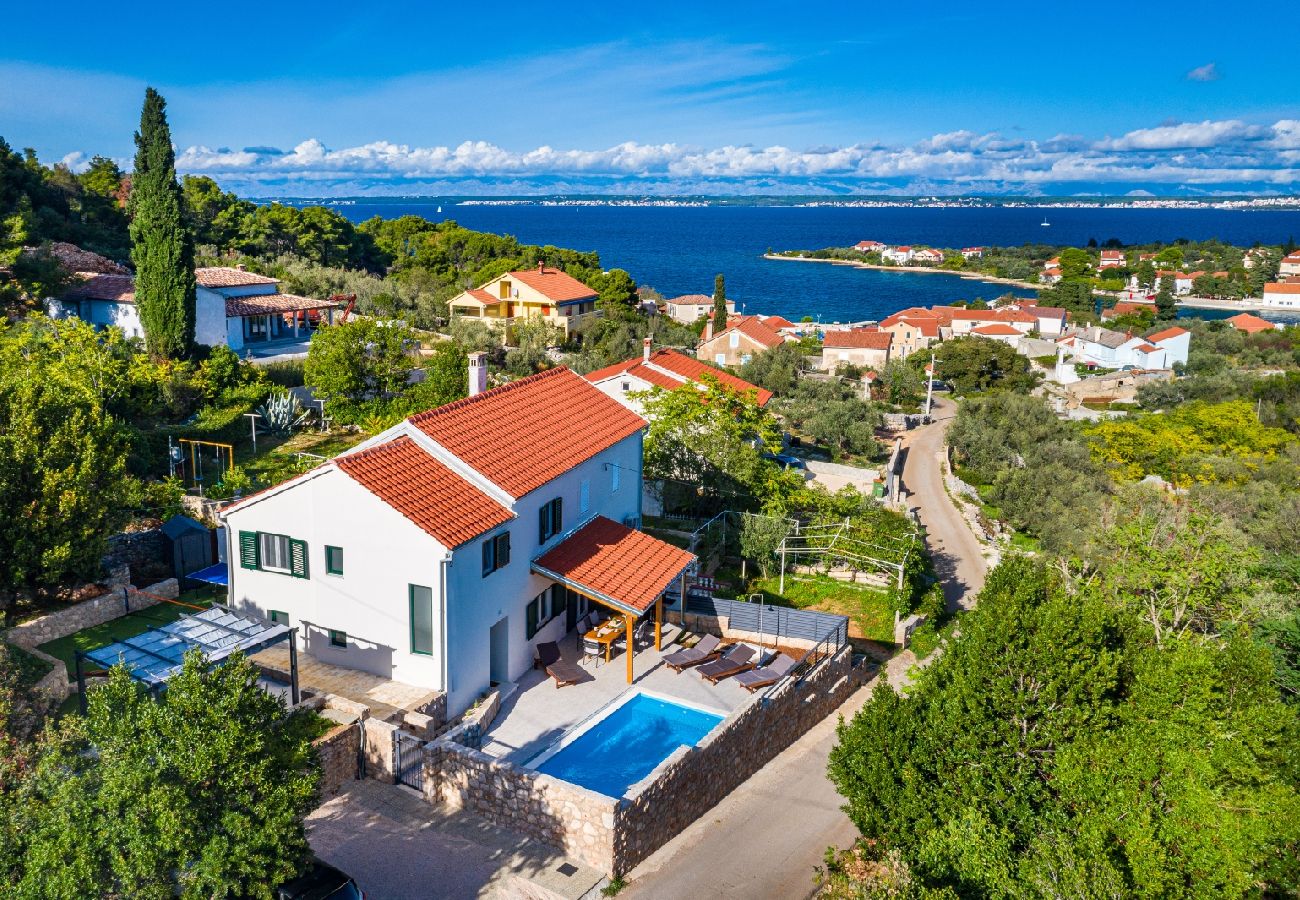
[449, 264, 601, 337]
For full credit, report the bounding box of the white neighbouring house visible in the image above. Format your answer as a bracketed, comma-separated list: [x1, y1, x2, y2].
[1145, 326, 1191, 366]
[1280, 252, 1300, 277]
[48, 265, 340, 350]
[854, 240, 887, 253]
[220, 363, 695, 717]
[881, 245, 915, 264]
[661, 293, 734, 324]
[1262, 282, 1300, 309]
[819, 328, 893, 371]
[1098, 249, 1125, 270]
[583, 339, 772, 415]
[961, 247, 987, 259]
[911, 248, 944, 265]
[1059, 325, 1178, 370]
[967, 323, 1023, 346]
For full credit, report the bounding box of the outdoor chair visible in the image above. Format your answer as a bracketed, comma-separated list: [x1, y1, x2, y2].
[732, 652, 799, 693]
[614, 618, 652, 653]
[575, 614, 592, 650]
[581, 636, 604, 666]
[662, 634, 722, 672]
[534, 640, 585, 687]
[697, 644, 757, 684]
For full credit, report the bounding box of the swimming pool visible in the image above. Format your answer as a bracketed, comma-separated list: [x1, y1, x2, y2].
[533, 693, 724, 797]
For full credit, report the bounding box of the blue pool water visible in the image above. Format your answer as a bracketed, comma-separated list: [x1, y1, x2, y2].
[535, 694, 724, 797]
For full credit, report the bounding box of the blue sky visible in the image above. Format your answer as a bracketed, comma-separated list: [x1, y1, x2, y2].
[2, 0, 1297, 195]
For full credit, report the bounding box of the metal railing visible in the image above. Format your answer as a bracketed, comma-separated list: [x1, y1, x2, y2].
[758, 621, 848, 702]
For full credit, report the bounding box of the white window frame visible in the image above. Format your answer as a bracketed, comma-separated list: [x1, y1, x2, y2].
[259, 533, 291, 573]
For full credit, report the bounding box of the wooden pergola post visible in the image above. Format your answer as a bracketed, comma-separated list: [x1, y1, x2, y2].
[678, 571, 687, 626]
[655, 596, 663, 651]
[624, 612, 636, 684]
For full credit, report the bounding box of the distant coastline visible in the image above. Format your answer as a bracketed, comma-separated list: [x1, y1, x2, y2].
[762, 253, 1042, 291]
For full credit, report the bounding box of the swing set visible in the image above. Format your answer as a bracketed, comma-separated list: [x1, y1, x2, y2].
[177, 439, 235, 496]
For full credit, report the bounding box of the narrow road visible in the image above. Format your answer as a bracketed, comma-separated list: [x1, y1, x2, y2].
[900, 395, 988, 611]
[623, 403, 989, 899]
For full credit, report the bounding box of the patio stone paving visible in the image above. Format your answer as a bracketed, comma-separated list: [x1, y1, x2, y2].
[251, 646, 433, 722]
[479, 626, 756, 764]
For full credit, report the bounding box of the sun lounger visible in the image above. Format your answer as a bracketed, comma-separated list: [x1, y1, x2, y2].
[732, 653, 799, 692]
[534, 641, 562, 670]
[662, 634, 721, 672]
[546, 658, 585, 688]
[697, 644, 756, 684]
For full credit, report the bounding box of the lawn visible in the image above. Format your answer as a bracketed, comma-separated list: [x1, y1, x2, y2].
[747, 574, 897, 642]
[240, 429, 369, 490]
[37, 586, 224, 677]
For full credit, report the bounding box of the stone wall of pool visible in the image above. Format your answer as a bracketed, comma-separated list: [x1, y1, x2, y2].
[419, 643, 861, 876]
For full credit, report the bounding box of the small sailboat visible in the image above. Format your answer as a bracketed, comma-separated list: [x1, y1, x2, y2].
[437, 205, 443, 213]
[1040, 217, 1051, 227]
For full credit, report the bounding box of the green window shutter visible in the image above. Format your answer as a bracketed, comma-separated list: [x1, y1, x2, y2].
[498, 532, 510, 567]
[239, 531, 260, 569]
[553, 587, 568, 618]
[555, 496, 563, 533]
[539, 504, 549, 542]
[526, 599, 539, 640]
[289, 539, 309, 579]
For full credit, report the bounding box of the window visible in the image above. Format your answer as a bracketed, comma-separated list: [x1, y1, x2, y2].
[729, 331, 740, 348]
[499, 280, 512, 299]
[269, 610, 288, 625]
[539, 497, 563, 543]
[715, 353, 726, 364]
[409, 584, 434, 655]
[611, 463, 620, 493]
[329, 630, 347, 648]
[621, 381, 631, 392]
[580, 479, 590, 513]
[325, 545, 344, 576]
[481, 531, 511, 577]
[260, 533, 291, 572]
[526, 586, 569, 639]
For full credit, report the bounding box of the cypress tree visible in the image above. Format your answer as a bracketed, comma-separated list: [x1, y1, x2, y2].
[129, 87, 195, 358]
[1154, 273, 1177, 320]
[712, 273, 727, 328]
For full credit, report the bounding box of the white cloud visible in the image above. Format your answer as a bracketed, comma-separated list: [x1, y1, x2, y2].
[1186, 63, 1221, 82]
[163, 117, 1300, 196]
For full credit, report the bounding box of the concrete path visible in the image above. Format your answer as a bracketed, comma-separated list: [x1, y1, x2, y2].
[308, 779, 605, 900]
[620, 398, 990, 899]
[898, 396, 988, 612]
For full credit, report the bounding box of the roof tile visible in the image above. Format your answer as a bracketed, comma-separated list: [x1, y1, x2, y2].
[195, 266, 279, 288]
[507, 267, 598, 302]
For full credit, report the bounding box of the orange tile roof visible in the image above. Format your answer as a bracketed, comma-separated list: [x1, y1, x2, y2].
[1226, 313, 1275, 333]
[1147, 326, 1188, 341]
[1263, 282, 1300, 294]
[1102, 301, 1151, 318]
[584, 349, 773, 406]
[1032, 306, 1069, 319]
[195, 266, 279, 288]
[410, 367, 646, 498]
[336, 436, 511, 548]
[462, 288, 499, 305]
[224, 293, 341, 317]
[970, 323, 1022, 336]
[719, 314, 785, 349]
[823, 328, 893, 350]
[532, 515, 695, 614]
[62, 273, 136, 303]
[664, 293, 712, 305]
[507, 267, 597, 303]
[1134, 343, 1161, 353]
[762, 315, 797, 329]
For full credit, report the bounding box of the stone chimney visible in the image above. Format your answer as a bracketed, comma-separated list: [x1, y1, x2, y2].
[643, 337, 652, 363]
[236, 263, 247, 271]
[703, 315, 714, 342]
[468, 352, 488, 397]
[537, 261, 545, 274]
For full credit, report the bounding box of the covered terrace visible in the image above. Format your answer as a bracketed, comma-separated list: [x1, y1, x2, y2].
[531, 515, 696, 685]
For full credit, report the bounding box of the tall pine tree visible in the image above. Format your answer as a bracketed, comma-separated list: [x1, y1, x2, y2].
[712, 273, 727, 328]
[129, 88, 195, 358]
[1154, 272, 1177, 320]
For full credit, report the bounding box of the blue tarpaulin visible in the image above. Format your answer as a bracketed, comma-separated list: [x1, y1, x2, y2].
[186, 562, 228, 586]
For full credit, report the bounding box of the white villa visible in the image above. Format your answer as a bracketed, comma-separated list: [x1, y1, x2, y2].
[448, 264, 602, 337]
[1057, 324, 1190, 371]
[584, 339, 772, 414]
[48, 265, 340, 351]
[220, 362, 695, 718]
[1262, 282, 1300, 309]
[1280, 252, 1300, 277]
[881, 245, 915, 264]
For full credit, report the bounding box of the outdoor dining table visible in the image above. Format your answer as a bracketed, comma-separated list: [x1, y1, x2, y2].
[584, 618, 627, 664]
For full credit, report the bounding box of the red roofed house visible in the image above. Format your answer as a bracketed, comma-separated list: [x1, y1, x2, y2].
[820, 328, 893, 372]
[696, 314, 786, 366]
[661, 293, 735, 325]
[960, 247, 987, 259]
[1225, 312, 1278, 333]
[882, 245, 915, 264]
[1280, 252, 1300, 278]
[448, 264, 601, 337]
[1040, 267, 1063, 285]
[911, 248, 944, 265]
[1262, 281, 1300, 310]
[1098, 249, 1125, 269]
[49, 265, 340, 351]
[584, 339, 773, 414]
[946, 307, 1039, 337]
[854, 240, 887, 253]
[879, 309, 941, 358]
[221, 362, 694, 709]
[1145, 325, 1191, 366]
[1101, 301, 1153, 321]
[968, 323, 1023, 346]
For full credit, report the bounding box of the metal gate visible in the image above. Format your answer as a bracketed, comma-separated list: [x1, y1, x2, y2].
[394, 731, 424, 790]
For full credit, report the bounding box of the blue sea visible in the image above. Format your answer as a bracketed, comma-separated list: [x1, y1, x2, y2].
[327, 200, 1300, 324]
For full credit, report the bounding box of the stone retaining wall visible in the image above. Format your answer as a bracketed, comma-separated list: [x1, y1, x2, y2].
[363, 717, 399, 783]
[417, 644, 861, 877]
[424, 736, 619, 873]
[5, 578, 180, 650]
[315, 721, 360, 799]
[610, 644, 858, 873]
